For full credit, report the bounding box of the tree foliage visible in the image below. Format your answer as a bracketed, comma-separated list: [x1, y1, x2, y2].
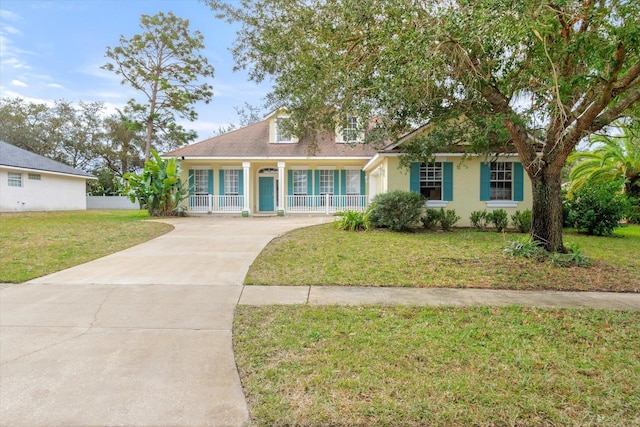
[123, 149, 188, 216]
[103, 11, 215, 160]
[0, 97, 104, 170]
[209, 0, 640, 252]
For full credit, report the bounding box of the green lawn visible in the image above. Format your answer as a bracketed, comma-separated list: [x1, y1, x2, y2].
[0, 210, 173, 283]
[234, 305, 640, 426]
[245, 224, 640, 292]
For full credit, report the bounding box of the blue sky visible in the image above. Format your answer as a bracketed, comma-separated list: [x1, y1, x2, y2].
[0, 0, 272, 140]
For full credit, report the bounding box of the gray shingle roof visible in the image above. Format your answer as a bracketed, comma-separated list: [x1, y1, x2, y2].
[0, 141, 94, 178]
[163, 119, 379, 158]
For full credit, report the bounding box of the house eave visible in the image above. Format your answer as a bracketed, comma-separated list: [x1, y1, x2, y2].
[0, 164, 96, 180]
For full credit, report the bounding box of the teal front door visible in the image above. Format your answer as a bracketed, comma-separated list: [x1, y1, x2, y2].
[258, 176, 275, 211]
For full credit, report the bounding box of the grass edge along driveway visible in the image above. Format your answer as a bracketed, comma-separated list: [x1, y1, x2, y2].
[245, 224, 640, 292]
[0, 210, 173, 283]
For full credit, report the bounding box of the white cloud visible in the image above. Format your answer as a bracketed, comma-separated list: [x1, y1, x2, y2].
[0, 10, 21, 22]
[47, 82, 64, 89]
[11, 79, 28, 87]
[3, 25, 22, 36]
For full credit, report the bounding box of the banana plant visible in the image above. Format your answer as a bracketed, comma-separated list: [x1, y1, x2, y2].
[123, 149, 188, 216]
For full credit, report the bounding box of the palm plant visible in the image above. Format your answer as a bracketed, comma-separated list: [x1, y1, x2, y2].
[568, 121, 640, 199]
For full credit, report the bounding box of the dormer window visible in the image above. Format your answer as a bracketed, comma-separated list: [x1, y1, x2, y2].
[337, 115, 363, 143]
[276, 118, 291, 142]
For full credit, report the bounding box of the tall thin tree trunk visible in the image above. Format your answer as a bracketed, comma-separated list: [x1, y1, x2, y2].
[145, 119, 153, 162]
[531, 168, 565, 253]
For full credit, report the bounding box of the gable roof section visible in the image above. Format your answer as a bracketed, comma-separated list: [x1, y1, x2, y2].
[0, 140, 94, 178]
[164, 119, 378, 158]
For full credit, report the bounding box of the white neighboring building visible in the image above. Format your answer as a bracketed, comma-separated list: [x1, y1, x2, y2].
[0, 141, 95, 212]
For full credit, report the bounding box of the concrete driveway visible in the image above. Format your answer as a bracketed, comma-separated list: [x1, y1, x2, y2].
[0, 216, 329, 427]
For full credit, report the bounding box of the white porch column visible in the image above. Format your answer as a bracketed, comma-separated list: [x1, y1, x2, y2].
[277, 161, 286, 213]
[242, 162, 251, 214]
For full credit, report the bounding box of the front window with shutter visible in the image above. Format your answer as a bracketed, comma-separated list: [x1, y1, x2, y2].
[490, 162, 512, 200]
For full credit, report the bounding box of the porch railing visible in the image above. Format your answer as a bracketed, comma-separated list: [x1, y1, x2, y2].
[286, 195, 368, 214]
[188, 194, 368, 214]
[188, 194, 244, 213]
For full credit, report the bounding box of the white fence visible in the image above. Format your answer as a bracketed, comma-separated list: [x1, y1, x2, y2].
[87, 196, 139, 210]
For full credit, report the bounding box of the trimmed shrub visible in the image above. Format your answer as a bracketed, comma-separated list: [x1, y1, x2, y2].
[470, 210, 489, 231]
[438, 208, 461, 231]
[567, 181, 629, 236]
[334, 209, 371, 231]
[369, 190, 424, 231]
[511, 209, 532, 233]
[421, 209, 440, 230]
[487, 209, 509, 232]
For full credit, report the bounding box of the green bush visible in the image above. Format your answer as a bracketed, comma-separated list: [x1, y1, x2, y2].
[511, 209, 532, 233]
[566, 181, 629, 236]
[487, 209, 509, 232]
[438, 208, 461, 231]
[502, 238, 546, 261]
[626, 197, 640, 224]
[470, 210, 489, 231]
[334, 210, 371, 231]
[421, 209, 440, 230]
[369, 191, 424, 231]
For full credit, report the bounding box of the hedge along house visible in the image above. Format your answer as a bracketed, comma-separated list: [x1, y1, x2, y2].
[0, 140, 95, 212]
[163, 110, 375, 216]
[364, 125, 534, 226]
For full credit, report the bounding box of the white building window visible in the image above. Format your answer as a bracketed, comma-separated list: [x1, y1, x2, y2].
[420, 162, 442, 200]
[28, 173, 41, 180]
[346, 170, 360, 195]
[490, 162, 512, 200]
[8, 172, 22, 187]
[193, 170, 208, 194]
[340, 116, 359, 143]
[293, 170, 307, 195]
[319, 170, 334, 195]
[276, 118, 292, 143]
[224, 169, 239, 195]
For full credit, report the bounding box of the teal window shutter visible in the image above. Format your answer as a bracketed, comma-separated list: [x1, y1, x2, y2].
[314, 170, 320, 195]
[360, 170, 366, 195]
[409, 162, 420, 193]
[238, 169, 244, 196]
[340, 170, 347, 195]
[219, 170, 225, 195]
[307, 170, 313, 195]
[287, 170, 293, 195]
[443, 162, 453, 201]
[480, 163, 490, 201]
[513, 162, 524, 201]
[333, 170, 339, 195]
[207, 170, 213, 194]
[188, 169, 194, 195]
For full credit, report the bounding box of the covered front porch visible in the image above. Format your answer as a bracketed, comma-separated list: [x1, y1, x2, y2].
[184, 160, 369, 215]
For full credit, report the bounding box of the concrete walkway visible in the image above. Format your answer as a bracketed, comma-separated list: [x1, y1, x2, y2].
[0, 216, 330, 427]
[1, 216, 639, 427]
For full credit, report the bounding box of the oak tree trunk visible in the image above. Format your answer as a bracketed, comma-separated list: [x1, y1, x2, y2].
[530, 168, 565, 253]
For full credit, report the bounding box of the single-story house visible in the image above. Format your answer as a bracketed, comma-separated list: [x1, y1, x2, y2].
[164, 111, 532, 226]
[0, 141, 95, 212]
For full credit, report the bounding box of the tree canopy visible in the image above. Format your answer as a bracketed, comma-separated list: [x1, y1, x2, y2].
[209, 0, 640, 251]
[102, 11, 215, 160]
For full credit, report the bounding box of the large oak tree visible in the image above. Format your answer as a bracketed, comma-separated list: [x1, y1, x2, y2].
[103, 11, 215, 161]
[209, 0, 640, 252]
